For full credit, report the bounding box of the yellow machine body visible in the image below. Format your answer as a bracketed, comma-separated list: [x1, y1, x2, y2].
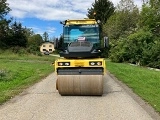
[54, 58, 106, 95]
[55, 58, 106, 74]
[65, 19, 98, 25]
[54, 19, 107, 95]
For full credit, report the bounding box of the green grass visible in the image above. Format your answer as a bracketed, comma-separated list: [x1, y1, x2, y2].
[0, 52, 56, 104]
[0, 50, 55, 62]
[106, 60, 160, 113]
[1, 51, 160, 113]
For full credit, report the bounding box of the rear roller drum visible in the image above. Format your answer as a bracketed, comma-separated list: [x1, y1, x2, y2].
[56, 75, 103, 95]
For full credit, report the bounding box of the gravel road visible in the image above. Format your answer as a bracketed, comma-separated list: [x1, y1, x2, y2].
[0, 73, 159, 120]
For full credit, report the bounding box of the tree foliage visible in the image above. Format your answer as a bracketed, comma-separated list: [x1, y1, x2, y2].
[102, 0, 160, 69]
[87, 0, 115, 23]
[110, 29, 153, 64]
[0, 0, 11, 48]
[27, 34, 43, 47]
[139, 3, 160, 36]
[43, 32, 49, 42]
[103, 0, 139, 39]
[117, 0, 136, 11]
[27, 34, 43, 54]
[0, 0, 10, 19]
[0, 1, 28, 48]
[149, 0, 160, 8]
[87, 0, 115, 28]
[9, 21, 27, 47]
[0, 0, 45, 54]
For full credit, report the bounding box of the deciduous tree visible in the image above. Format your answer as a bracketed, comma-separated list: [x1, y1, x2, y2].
[103, 0, 139, 39]
[0, 0, 11, 48]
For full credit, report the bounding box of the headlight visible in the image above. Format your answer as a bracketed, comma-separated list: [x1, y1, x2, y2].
[58, 62, 70, 66]
[89, 61, 102, 66]
[90, 62, 95, 66]
[58, 62, 63, 66]
[97, 62, 102, 66]
[65, 62, 70, 66]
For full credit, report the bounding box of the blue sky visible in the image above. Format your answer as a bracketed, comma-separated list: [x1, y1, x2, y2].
[7, 0, 142, 39]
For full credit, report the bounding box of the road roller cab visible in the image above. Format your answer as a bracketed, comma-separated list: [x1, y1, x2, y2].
[54, 19, 108, 95]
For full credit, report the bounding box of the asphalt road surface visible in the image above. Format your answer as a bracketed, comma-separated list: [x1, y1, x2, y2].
[0, 73, 159, 120]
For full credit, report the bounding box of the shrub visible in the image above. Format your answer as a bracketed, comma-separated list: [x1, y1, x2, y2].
[109, 38, 129, 62]
[142, 41, 160, 68]
[0, 69, 11, 82]
[109, 29, 155, 66]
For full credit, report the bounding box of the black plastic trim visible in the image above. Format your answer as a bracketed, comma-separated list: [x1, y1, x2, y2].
[57, 67, 103, 75]
[59, 51, 101, 58]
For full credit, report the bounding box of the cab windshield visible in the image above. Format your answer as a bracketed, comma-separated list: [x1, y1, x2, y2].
[63, 25, 99, 43]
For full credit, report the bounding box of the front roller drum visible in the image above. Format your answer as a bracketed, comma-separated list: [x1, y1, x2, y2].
[56, 75, 103, 95]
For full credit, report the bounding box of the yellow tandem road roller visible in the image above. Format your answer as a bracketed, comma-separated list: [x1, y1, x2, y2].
[54, 19, 109, 95]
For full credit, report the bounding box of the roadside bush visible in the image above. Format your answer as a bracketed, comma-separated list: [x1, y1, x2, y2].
[110, 38, 130, 62]
[0, 69, 11, 82]
[126, 29, 153, 65]
[101, 48, 109, 58]
[11, 46, 27, 55]
[26, 45, 43, 56]
[26, 45, 39, 54]
[109, 29, 155, 66]
[36, 51, 42, 56]
[142, 41, 160, 68]
[18, 48, 28, 56]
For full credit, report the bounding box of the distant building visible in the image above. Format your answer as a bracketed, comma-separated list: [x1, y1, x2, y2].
[40, 42, 55, 53]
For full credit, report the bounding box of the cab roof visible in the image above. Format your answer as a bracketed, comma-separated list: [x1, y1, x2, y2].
[64, 19, 97, 25]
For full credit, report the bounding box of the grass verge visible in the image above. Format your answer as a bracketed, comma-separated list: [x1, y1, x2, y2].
[106, 60, 160, 113]
[0, 53, 56, 104]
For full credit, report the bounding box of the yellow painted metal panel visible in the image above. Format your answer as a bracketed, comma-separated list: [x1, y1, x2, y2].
[54, 58, 106, 74]
[65, 19, 97, 25]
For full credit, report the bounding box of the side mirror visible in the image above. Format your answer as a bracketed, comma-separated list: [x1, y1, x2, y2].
[54, 38, 59, 49]
[104, 37, 109, 48]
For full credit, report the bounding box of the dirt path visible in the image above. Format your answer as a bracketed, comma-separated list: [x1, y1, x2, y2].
[0, 73, 159, 120]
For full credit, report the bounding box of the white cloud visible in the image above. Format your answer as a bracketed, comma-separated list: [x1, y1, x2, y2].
[7, 0, 96, 20]
[28, 26, 44, 35]
[7, 0, 142, 20]
[46, 27, 56, 34]
[27, 26, 56, 36]
[7, 0, 142, 37]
